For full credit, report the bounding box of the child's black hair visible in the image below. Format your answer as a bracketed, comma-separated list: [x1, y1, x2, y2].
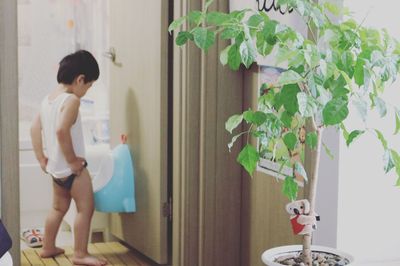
[57, 50, 100, 84]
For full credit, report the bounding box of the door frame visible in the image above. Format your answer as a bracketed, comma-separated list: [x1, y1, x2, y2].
[0, 0, 20, 264]
[172, 0, 244, 265]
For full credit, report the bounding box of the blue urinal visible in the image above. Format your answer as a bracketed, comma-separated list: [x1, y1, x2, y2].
[92, 143, 136, 213]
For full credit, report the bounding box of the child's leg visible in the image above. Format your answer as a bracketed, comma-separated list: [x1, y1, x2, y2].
[70, 168, 107, 266]
[40, 181, 71, 258]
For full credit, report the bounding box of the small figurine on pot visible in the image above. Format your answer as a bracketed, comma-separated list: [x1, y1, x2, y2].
[286, 199, 320, 235]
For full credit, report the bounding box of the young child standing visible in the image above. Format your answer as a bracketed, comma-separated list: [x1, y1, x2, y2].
[31, 50, 107, 266]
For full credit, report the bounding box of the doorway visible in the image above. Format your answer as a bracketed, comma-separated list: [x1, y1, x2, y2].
[18, 2, 111, 251]
[16, 0, 171, 265]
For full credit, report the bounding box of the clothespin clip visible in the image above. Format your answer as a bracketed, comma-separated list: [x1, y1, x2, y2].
[121, 134, 127, 144]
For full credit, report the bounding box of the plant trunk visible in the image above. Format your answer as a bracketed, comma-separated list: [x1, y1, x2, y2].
[302, 128, 323, 265]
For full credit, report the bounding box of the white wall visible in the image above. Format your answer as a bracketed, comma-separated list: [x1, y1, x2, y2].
[338, 1, 400, 263]
[18, 0, 109, 138]
[313, 127, 339, 248]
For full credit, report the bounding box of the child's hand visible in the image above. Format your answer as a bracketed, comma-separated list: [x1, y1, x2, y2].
[39, 157, 48, 173]
[69, 157, 86, 176]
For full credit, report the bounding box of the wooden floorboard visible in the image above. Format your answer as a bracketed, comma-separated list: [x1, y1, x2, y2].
[23, 248, 45, 265]
[21, 251, 32, 266]
[88, 243, 111, 265]
[34, 250, 58, 266]
[21, 241, 156, 266]
[105, 242, 141, 266]
[95, 243, 125, 266]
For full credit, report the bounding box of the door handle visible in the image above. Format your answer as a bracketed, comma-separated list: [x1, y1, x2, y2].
[103, 47, 116, 63]
[103, 47, 122, 67]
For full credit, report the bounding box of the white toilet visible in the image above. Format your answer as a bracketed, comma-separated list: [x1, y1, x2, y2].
[64, 143, 112, 242]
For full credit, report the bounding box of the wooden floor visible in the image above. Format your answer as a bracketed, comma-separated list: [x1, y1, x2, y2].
[21, 242, 155, 266]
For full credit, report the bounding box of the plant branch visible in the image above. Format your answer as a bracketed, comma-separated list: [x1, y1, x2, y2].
[302, 126, 323, 264]
[294, 9, 318, 43]
[246, 124, 255, 144]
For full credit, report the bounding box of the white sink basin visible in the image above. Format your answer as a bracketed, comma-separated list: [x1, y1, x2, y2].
[85, 143, 113, 192]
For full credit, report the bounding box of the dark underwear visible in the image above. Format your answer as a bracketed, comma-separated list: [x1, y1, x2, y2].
[52, 161, 88, 190]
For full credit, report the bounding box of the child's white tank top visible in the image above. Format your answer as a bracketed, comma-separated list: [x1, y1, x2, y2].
[40, 92, 85, 178]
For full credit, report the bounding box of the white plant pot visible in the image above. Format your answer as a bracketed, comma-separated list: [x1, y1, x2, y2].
[261, 245, 355, 266]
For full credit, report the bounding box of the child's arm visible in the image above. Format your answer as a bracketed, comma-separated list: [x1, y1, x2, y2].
[56, 95, 86, 175]
[30, 114, 48, 172]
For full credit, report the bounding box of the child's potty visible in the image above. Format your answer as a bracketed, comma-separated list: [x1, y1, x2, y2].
[92, 140, 136, 213]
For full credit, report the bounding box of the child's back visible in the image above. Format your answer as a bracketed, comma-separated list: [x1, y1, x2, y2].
[31, 50, 107, 266]
[40, 92, 85, 178]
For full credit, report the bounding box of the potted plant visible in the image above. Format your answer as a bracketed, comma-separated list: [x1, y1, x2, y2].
[169, 0, 400, 265]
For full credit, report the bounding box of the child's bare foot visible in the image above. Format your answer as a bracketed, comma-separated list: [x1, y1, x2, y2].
[40, 247, 65, 258]
[72, 254, 107, 266]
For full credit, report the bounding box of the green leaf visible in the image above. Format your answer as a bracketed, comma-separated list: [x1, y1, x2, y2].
[395, 110, 400, 135]
[283, 132, 297, 151]
[324, 2, 341, 16]
[220, 45, 231, 66]
[221, 27, 241, 40]
[320, 59, 335, 79]
[306, 132, 317, 149]
[251, 131, 263, 138]
[192, 28, 215, 52]
[256, 32, 274, 57]
[322, 142, 334, 160]
[396, 177, 400, 187]
[383, 149, 395, 173]
[230, 9, 249, 21]
[353, 98, 368, 122]
[340, 50, 354, 75]
[168, 16, 186, 33]
[373, 96, 387, 117]
[346, 130, 365, 146]
[272, 92, 283, 110]
[332, 87, 350, 98]
[239, 40, 256, 68]
[176, 31, 193, 46]
[339, 70, 354, 92]
[390, 150, 400, 180]
[280, 111, 293, 128]
[247, 14, 264, 28]
[237, 144, 260, 176]
[263, 20, 278, 45]
[316, 85, 332, 105]
[277, 70, 304, 86]
[225, 114, 243, 133]
[322, 97, 349, 125]
[375, 129, 388, 150]
[228, 44, 241, 70]
[243, 110, 267, 126]
[260, 113, 283, 137]
[297, 92, 316, 117]
[340, 123, 349, 141]
[354, 59, 365, 86]
[288, 51, 305, 68]
[274, 139, 290, 160]
[276, 47, 297, 65]
[206, 12, 230, 25]
[282, 176, 298, 201]
[294, 162, 308, 183]
[188, 11, 203, 25]
[304, 44, 320, 68]
[280, 84, 300, 115]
